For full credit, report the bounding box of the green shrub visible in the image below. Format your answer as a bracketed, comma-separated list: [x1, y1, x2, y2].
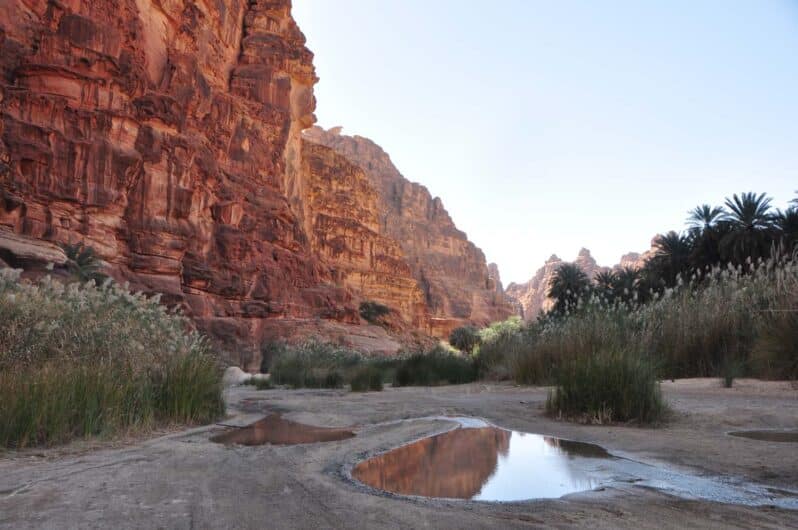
[719, 356, 745, 388]
[0, 353, 223, 449]
[61, 242, 108, 284]
[449, 325, 481, 353]
[155, 352, 225, 424]
[394, 347, 477, 386]
[546, 350, 665, 424]
[350, 364, 384, 392]
[475, 317, 529, 380]
[259, 340, 287, 374]
[0, 269, 223, 448]
[269, 340, 361, 389]
[242, 378, 273, 390]
[359, 301, 391, 324]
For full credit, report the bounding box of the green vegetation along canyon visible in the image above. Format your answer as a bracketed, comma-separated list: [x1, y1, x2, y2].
[0, 1, 796, 529]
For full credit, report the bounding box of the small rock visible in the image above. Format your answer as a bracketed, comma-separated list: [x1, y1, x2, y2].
[222, 366, 252, 386]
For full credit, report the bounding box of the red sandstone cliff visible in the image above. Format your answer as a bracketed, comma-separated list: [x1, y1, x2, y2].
[0, 1, 515, 361]
[0, 0, 361, 367]
[303, 126, 516, 337]
[298, 140, 428, 329]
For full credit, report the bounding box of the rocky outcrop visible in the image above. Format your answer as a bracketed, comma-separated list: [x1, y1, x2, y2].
[506, 254, 564, 320]
[303, 126, 516, 337]
[618, 239, 657, 271]
[0, 226, 67, 266]
[0, 0, 359, 367]
[487, 262, 504, 293]
[507, 247, 653, 320]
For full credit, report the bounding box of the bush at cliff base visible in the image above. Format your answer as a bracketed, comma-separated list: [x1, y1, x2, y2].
[0, 269, 224, 449]
[545, 350, 665, 424]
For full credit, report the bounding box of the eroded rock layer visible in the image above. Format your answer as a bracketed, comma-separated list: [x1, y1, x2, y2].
[298, 139, 427, 329]
[0, 1, 516, 361]
[0, 0, 358, 367]
[303, 126, 516, 337]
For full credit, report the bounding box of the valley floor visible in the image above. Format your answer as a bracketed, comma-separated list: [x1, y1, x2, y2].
[1, 379, 797, 529]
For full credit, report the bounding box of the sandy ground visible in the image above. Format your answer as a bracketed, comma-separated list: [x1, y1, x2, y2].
[1, 378, 797, 529]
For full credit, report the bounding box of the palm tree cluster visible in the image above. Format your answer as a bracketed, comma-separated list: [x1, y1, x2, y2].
[548, 191, 798, 314]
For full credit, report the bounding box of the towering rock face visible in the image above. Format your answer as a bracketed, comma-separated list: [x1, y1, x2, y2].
[487, 262, 504, 293]
[298, 140, 427, 328]
[0, 1, 515, 360]
[506, 248, 652, 320]
[0, 0, 359, 366]
[303, 126, 516, 337]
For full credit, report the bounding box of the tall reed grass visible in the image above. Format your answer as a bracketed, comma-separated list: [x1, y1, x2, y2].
[265, 340, 476, 389]
[487, 254, 797, 386]
[474, 255, 797, 423]
[393, 346, 477, 386]
[0, 269, 224, 448]
[546, 350, 665, 424]
[268, 340, 363, 388]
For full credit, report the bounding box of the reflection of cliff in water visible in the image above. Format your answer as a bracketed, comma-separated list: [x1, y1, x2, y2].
[211, 414, 354, 446]
[353, 427, 511, 499]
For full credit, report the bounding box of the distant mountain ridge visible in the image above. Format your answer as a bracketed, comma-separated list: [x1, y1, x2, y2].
[506, 245, 655, 320]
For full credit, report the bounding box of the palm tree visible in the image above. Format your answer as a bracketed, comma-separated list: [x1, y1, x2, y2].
[613, 266, 641, 305]
[687, 204, 726, 232]
[62, 242, 107, 283]
[594, 270, 617, 303]
[774, 207, 798, 253]
[720, 192, 776, 265]
[688, 221, 733, 273]
[637, 263, 665, 303]
[548, 263, 591, 315]
[648, 231, 692, 287]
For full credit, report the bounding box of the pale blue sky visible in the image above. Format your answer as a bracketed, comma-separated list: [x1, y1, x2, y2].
[293, 1, 798, 284]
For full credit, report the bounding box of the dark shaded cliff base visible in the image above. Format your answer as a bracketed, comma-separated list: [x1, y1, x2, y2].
[1, 379, 797, 529]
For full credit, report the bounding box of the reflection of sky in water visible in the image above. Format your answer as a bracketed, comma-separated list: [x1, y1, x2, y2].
[473, 432, 598, 501]
[353, 424, 798, 508]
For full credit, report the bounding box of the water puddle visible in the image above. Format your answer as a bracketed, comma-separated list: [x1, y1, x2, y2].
[728, 430, 798, 443]
[353, 427, 609, 501]
[352, 421, 798, 508]
[212, 414, 355, 446]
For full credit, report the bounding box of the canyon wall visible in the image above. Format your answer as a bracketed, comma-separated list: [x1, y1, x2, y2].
[0, 1, 514, 364]
[298, 139, 427, 329]
[0, 0, 359, 368]
[303, 126, 516, 337]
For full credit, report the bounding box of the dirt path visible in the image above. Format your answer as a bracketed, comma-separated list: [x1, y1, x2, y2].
[1, 379, 796, 529]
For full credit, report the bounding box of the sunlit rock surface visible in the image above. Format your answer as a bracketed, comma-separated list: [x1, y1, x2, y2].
[303, 126, 517, 338]
[298, 140, 427, 330]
